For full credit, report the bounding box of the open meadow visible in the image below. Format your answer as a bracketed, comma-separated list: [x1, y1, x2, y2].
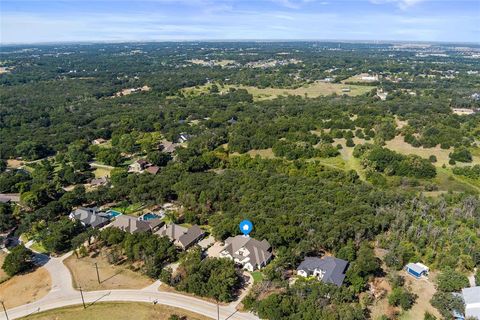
[183, 81, 373, 101]
[20, 302, 212, 320]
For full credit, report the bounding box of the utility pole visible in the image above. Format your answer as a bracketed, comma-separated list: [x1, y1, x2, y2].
[216, 299, 220, 320]
[0, 300, 9, 320]
[79, 286, 86, 309]
[94, 262, 100, 284]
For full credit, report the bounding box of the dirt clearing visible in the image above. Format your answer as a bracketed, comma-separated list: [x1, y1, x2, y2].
[64, 253, 153, 291]
[0, 267, 51, 308]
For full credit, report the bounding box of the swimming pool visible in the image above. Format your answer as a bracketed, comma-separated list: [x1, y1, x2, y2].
[140, 213, 161, 221]
[106, 210, 122, 218]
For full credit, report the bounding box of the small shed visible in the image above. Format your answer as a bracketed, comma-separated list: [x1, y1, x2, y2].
[405, 262, 429, 278]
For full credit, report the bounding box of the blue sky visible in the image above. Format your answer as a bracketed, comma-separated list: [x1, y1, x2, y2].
[1, 0, 479, 44]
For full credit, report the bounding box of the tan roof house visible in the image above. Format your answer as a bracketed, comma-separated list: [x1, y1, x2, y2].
[110, 215, 162, 234]
[156, 223, 205, 250]
[220, 235, 272, 271]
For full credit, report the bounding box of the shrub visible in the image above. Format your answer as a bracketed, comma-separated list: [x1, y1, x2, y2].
[346, 138, 355, 147]
[2, 245, 34, 276]
[449, 147, 472, 163]
[388, 287, 417, 310]
[436, 268, 469, 292]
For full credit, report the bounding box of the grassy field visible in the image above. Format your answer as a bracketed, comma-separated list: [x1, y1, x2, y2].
[435, 167, 480, 193]
[111, 202, 144, 215]
[386, 136, 453, 167]
[93, 167, 113, 178]
[183, 82, 373, 101]
[0, 267, 51, 308]
[386, 135, 480, 167]
[399, 271, 441, 320]
[20, 302, 212, 320]
[246, 148, 275, 159]
[90, 163, 114, 178]
[64, 253, 153, 291]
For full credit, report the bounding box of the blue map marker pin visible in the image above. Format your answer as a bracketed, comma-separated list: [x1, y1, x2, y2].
[239, 220, 253, 236]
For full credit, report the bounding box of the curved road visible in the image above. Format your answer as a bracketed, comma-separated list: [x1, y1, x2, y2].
[1, 252, 259, 320]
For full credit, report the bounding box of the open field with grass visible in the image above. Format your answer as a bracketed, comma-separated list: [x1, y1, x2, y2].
[183, 82, 373, 101]
[399, 271, 440, 320]
[110, 202, 144, 215]
[342, 74, 379, 83]
[0, 267, 51, 308]
[187, 59, 235, 67]
[386, 135, 480, 167]
[90, 163, 114, 178]
[246, 148, 275, 159]
[64, 252, 153, 291]
[386, 136, 452, 167]
[333, 138, 368, 179]
[435, 167, 480, 193]
[20, 302, 212, 320]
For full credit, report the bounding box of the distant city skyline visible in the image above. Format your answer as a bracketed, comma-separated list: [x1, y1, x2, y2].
[1, 0, 479, 44]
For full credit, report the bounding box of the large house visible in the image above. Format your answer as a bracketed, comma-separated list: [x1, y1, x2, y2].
[220, 235, 272, 271]
[156, 223, 204, 250]
[178, 133, 191, 143]
[297, 256, 348, 287]
[462, 286, 480, 320]
[92, 138, 107, 145]
[128, 160, 160, 175]
[0, 193, 20, 204]
[89, 176, 109, 187]
[69, 207, 110, 228]
[110, 215, 163, 234]
[159, 141, 177, 154]
[128, 159, 150, 173]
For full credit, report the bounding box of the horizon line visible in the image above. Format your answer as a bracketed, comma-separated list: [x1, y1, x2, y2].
[2, 38, 480, 47]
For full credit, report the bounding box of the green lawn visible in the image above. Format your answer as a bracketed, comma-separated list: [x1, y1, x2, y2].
[111, 203, 145, 215]
[434, 167, 480, 193]
[251, 271, 264, 284]
[183, 82, 373, 101]
[30, 242, 49, 254]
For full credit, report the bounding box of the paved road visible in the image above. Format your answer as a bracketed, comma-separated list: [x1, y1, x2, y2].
[1, 252, 259, 320]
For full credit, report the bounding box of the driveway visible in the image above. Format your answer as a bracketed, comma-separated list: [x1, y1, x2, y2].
[1, 251, 259, 320]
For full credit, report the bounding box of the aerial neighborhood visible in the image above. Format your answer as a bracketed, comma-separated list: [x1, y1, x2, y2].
[0, 40, 479, 320]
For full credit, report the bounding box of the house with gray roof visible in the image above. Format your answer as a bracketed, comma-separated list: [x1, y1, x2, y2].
[220, 235, 272, 271]
[0, 193, 20, 204]
[69, 207, 110, 228]
[110, 215, 161, 234]
[156, 223, 205, 249]
[462, 286, 480, 320]
[297, 256, 349, 287]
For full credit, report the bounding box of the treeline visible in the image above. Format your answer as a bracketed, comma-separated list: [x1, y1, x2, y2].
[97, 227, 177, 278]
[162, 247, 242, 302]
[453, 164, 480, 179]
[378, 195, 480, 271]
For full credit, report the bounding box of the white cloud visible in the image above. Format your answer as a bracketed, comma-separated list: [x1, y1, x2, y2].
[370, 0, 427, 10]
[269, 0, 318, 9]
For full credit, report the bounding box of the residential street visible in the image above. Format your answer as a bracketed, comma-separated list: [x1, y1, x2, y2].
[1, 252, 259, 320]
